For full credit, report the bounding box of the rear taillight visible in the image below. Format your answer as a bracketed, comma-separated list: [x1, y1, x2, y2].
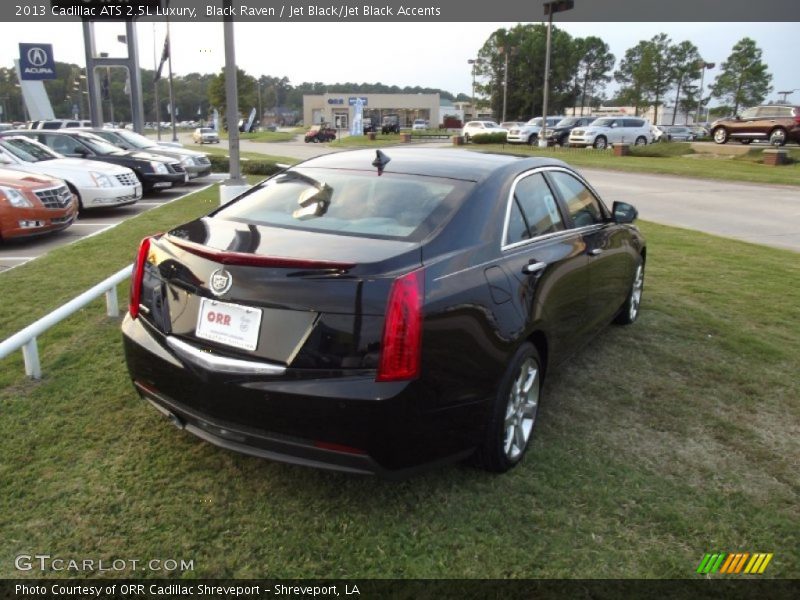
[129, 237, 152, 319]
[376, 269, 424, 382]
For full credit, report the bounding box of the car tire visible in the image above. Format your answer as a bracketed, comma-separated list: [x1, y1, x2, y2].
[527, 134, 537, 145]
[475, 342, 542, 473]
[66, 183, 83, 211]
[593, 136, 608, 150]
[635, 136, 647, 146]
[712, 127, 729, 144]
[614, 257, 645, 325]
[769, 128, 787, 147]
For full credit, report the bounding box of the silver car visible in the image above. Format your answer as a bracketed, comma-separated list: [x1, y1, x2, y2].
[80, 128, 212, 179]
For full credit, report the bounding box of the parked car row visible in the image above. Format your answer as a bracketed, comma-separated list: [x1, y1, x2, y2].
[0, 128, 211, 242]
[464, 110, 800, 149]
[462, 116, 655, 149]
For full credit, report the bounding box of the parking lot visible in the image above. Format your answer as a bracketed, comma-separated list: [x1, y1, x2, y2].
[0, 174, 225, 272]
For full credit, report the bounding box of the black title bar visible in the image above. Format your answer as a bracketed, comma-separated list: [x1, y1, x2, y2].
[7, 0, 800, 22]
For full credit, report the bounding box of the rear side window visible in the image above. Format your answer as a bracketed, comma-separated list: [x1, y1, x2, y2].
[507, 172, 564, 243]
[215, 168, 471, 241]
[623, 119, 644, 128]
[548, 171, 606, 228]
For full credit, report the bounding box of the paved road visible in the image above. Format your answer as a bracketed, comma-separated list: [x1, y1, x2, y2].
[580, 169, 800, 252]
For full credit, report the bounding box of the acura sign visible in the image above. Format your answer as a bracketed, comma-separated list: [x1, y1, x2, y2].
[19, 43, 56, 80]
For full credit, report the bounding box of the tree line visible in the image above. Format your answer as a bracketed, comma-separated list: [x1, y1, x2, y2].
[474, 26, 774, 123]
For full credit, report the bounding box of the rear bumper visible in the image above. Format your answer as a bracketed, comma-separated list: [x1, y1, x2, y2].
[122, 315, 478, 477]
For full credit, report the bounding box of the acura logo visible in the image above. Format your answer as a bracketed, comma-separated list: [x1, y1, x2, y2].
[209, 268, 233, 296]
[27, 47, 48, 67]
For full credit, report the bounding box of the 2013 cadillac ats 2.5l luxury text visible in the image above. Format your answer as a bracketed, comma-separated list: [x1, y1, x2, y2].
[122, 148, 646, 477]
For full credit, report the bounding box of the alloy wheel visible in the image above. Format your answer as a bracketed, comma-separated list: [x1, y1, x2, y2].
[629, 263, 644, 321]
[503, 357, 540, 461]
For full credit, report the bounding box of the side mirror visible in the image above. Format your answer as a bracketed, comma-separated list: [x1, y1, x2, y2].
[612, 201, 638, 224]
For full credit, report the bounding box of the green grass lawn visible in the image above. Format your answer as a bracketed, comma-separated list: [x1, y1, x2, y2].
[0, 186, 798, 579]
[186, 143, 299, 166]
[469, 144, 800, 186]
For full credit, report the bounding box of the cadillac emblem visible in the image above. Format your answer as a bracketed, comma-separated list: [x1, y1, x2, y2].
[209, 268, 233, 296]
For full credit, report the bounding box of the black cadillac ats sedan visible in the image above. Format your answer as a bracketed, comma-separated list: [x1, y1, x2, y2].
[122, 148, 646, 477]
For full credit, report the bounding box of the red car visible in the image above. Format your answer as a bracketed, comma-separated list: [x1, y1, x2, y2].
[0, 168, 77, 241]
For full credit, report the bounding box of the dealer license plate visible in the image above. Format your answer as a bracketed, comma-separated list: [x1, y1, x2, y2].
[196, 298, 262, 351]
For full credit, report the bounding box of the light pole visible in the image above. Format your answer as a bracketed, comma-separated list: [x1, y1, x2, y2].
[694, 60, 715, 124]
[540, 1, 574, 147]
[777, 89, 799, 102]
[498, 45, 518, 123]
[99, 52, 114, 126]
[467, 58, 485, 120]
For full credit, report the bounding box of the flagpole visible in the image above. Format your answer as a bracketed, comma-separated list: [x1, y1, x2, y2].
[153, 22, 161, 140]
[166, 17, 177, 142]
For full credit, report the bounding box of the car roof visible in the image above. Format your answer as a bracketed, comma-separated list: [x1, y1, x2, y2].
[294, 148, 570, 183]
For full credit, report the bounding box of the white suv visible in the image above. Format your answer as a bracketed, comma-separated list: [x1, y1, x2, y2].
[461, 121, 507, 142]
[569, 117, 652, 149]
[507, 116, 562, 144]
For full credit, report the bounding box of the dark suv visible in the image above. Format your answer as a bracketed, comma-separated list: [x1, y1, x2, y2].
[381, 114, 400, 134]
[710, 105, 800, 146]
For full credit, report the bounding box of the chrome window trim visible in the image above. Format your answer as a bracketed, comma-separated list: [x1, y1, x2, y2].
[500, 166, 608, 252]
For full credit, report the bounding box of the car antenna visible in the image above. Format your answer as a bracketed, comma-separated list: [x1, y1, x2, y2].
[372, 150, 390, 175]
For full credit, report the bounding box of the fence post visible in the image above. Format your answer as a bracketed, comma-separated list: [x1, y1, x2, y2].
[22, 338, 41, 379]
[106, 288, 120, 318]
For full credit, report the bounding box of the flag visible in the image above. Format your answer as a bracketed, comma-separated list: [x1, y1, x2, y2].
[101, 73, 110, 100]
[154, 35, 169, 82]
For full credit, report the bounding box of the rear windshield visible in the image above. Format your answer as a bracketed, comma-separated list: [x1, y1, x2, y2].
[214, 168, 472, 240]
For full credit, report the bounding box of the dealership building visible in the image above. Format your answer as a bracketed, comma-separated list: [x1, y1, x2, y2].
[303, 93, 441, 129]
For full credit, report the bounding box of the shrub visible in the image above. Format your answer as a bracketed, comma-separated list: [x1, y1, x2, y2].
[208, 155, 284, 176]
[629, 142, 694, 157]
[470, 132, 508, 145]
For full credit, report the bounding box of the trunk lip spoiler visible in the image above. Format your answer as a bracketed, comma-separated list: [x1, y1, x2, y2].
[166, 235, 356, 270]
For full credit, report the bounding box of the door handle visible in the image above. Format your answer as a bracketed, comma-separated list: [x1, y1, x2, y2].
[588, 248, 604, 256]
[522, 261, 548, 275]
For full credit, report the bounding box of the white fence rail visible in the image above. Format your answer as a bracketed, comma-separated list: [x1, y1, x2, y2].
[0, 265, 132, 379]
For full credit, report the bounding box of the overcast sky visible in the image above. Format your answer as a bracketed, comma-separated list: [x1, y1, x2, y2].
[1, 21, 797, 105]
